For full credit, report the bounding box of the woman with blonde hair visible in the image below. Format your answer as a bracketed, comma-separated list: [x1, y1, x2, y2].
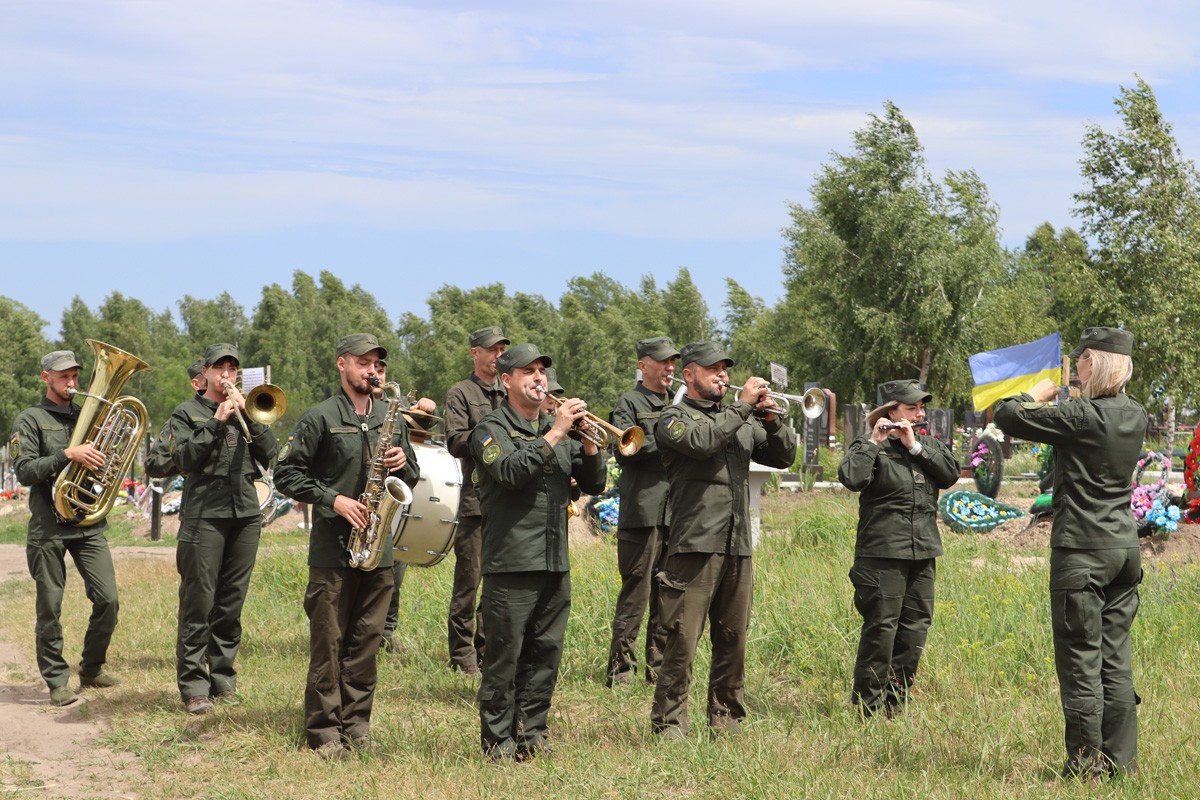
[994, 327, 1148, 779]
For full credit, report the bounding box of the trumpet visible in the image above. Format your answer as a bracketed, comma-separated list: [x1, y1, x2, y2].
[222, 378, 287, 443]
[717, 380, 826, 420]
[669, 376, 826, 420]
[535, 386, 644, 456]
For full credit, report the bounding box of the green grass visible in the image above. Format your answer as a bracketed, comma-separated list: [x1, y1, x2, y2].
[2, 492, 1198, 799]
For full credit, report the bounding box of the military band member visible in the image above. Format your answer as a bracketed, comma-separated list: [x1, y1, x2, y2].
[470, 344, 606, 760]
[836, 379, 959, 719]
[651, 342, 797, 738]
[376, 357, 438, 656]
[145, 360, 205, 480]
[444, 326, 509, 675]
[10, 350, 121, 706]
[605, 336, 679, 687]
[274, 333, 420, 760]
[994, 327, 1147, 778]
[541, 366, 565, 414]
[166, 344, 279, 715]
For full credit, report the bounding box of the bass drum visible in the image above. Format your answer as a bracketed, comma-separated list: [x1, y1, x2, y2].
[389, 442, 462, 567]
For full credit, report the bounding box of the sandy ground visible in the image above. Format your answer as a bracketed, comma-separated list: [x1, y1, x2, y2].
[0, 544, 171, 799]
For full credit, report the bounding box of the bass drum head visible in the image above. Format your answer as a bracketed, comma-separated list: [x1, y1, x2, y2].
[391, 443, 463, 567]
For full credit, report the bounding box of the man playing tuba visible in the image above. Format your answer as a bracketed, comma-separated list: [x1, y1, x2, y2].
[10, 349, 122, 707]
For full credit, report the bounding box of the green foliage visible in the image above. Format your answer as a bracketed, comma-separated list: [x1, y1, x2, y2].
[779, 102, 1009, 407]
[0, 297, 51, 436]
[1073, 76, 1200, 406]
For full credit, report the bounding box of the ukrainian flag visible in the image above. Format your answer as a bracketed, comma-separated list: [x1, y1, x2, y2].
[969, 333, 1061, 411]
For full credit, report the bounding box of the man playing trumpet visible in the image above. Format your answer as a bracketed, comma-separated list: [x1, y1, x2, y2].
[164, 343, 279, 715]
[469, 344, 607, 761]
[651, 342, 797, 738]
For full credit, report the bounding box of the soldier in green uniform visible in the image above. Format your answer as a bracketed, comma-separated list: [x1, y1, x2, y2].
[605, 336, 679, 687]
[10, 350, 121, 706]
[469, 343, 607, 761]
[165, 344, 279, 715]
[444, 326, 509, 675]
[651, 342, 797, 738]
[836, 379, 960, 719]
[145, 360, 205, 481]
[994, 327, 1147, 778]
[377, 357, 438, 656]
[274, 333, 420, 760]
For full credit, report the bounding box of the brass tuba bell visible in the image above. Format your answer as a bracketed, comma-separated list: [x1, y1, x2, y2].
[53, 339, 152, 526]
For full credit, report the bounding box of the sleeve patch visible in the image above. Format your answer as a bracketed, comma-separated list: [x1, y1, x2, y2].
[667, 418, 686, 440]
[7, 432, 18, 459]
[482, 443, 501, 464]
[277, 432, 294, 463]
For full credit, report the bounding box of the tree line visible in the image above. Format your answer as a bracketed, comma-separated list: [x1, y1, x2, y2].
[2, 77, 1198, 440]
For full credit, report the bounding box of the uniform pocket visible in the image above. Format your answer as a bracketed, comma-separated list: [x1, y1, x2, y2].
[1050, 565, 1098, 640]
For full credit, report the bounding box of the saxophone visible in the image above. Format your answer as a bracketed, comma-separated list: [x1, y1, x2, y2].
[347, 379, 413, 570]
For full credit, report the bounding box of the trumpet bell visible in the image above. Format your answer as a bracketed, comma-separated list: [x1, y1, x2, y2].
[801, 388, 826, 420]
[618, 426, 645, 457]
[245, 383, 286, 426]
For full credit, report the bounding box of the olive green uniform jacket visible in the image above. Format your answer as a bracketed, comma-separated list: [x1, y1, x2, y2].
[470, 403, 607, 574]
[274, 390, 420, 569]
[445, 373, 506, 518]
[610, 384, 671, 529]
[11, 400, 107, 539]
[837, 434, 961, 559]
[994, 393, 1147, 548]
[654, 397, 797, 557]
[165, 395, 279, 522]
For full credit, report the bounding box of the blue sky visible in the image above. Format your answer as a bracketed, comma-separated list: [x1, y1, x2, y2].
[4, 1, 1200, 337]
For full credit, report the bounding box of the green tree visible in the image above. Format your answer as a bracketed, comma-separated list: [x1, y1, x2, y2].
[660, 268, 715, 346]
[0, 297, 52, 436]
[1073, 76, 1200, 405]
[780, 102, 1007, 406]
[177, 293, 249, 356]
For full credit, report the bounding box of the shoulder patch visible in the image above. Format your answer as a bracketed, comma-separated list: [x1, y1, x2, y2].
[8, 431, 18, 459]
[482, 443, 501, 464]
[1021, 402, 1047, 410]
[666, 418, 686, 440]
[277, 432, 295, 462]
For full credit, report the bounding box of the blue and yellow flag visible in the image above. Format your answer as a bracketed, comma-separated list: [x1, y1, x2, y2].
[969, 333, 1061, 411]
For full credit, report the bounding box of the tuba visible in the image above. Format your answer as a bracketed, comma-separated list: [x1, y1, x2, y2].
[53, 339, 152, 526]
[347, 379, 414, 570]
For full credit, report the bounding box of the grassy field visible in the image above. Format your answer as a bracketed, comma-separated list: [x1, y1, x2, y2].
[1, 492, 1199, 799]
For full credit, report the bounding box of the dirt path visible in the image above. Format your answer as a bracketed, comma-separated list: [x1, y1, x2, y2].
[0, 544, 171, 799]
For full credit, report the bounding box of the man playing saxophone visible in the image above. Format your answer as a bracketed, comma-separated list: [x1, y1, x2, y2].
[10, 349, 121, 707]
[274, 333, 420, 760]
[165, 343, 279, 715]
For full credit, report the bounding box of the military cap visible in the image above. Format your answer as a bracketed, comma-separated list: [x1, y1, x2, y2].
[496, 343, 551, 374]
[336, 333, 387, 360]
[203, 343, 240, 366]
[186, 360, 204, 380]
[545, 366, 564, 395]
[679, 341, 734, 369]
[469, 326, 510, 348]
[41, 350, 81, 372]
[636, 336, 681, 361]
[878, 379, 932, 406]
[1069, 326, 1133, 358]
